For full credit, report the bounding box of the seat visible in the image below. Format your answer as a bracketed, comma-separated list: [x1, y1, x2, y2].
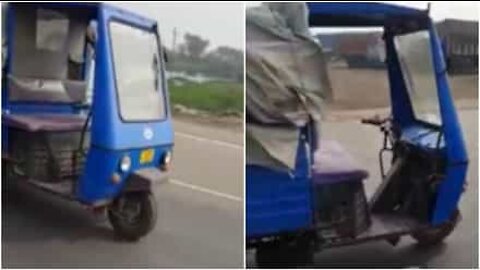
[312, 140, 369, 184]
[8, 75, 87, 103]
[3, 113, 87, 132]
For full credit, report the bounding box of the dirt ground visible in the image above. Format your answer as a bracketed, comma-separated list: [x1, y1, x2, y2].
[325, 64, 478, 111]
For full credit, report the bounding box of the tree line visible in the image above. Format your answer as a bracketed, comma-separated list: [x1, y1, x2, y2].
[166, 33, 243, 83]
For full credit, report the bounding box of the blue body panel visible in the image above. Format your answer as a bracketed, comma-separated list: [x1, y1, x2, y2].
[90, 5, 172, 151]
[246, 165, 313, 237]
[78, 5, 173, 203]
[384, 34, 416, 128]
[247, 131, 314, 238]
[2, 3, 174, 204]
[428, 25, 469, 224]
[307, 2, 427, 27]
[78, 145, 170, 203]
[246, 2, 468, 239]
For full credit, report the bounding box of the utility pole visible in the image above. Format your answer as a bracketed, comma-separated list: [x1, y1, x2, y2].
[172, 27, 177, 53]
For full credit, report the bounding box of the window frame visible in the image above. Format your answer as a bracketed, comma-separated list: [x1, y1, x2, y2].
[108, 19, 168, 123]
[394, 29, 442, 127]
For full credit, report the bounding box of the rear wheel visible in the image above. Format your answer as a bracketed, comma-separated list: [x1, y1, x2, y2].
[255, 238, 314, 268]
[411, 210, 460, 246]
[108, 191, 157, 241]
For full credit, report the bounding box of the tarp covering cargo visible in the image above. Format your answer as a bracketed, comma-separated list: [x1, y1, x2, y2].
[246, 2, 330, 171]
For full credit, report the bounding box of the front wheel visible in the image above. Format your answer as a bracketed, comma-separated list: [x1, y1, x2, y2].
[411, 209, 460, 247]
[108, 191, 157, 241]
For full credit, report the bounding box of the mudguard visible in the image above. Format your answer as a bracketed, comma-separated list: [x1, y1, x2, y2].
[122, 168, 168, 192]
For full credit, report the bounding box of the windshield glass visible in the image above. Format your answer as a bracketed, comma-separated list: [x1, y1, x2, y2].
[394, 30, 441, 125]
[110, 22, 165, 121]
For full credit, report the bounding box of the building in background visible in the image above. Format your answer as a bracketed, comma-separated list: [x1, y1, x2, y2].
[336, 32, 385, 69]
[316, 19, 478, 75]
[436, 19, 478, 75]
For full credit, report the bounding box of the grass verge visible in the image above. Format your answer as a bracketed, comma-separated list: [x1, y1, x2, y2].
[168, 80, 243, 116]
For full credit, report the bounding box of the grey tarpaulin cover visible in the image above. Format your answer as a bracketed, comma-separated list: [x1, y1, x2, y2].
[246, 2, 330, 171]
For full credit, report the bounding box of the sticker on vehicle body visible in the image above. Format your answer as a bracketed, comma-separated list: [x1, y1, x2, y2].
[143, 127, 154, 140]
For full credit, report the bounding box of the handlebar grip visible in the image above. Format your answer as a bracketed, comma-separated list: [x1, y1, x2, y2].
[361, 118, 372, 124]
[361, 117, 385, 126]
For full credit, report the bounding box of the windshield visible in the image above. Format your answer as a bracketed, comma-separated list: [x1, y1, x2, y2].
[394, 30, 441, 125]
[110, 22, 165, 121]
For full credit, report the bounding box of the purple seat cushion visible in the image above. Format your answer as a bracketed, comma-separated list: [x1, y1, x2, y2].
[3, 114, 86, 132]
[312, 140, 368, 184]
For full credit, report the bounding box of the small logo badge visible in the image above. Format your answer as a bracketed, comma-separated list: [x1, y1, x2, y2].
[143, 127, 154, 140]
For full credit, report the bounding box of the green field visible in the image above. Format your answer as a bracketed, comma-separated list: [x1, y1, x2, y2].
[168, 80, 244, 116]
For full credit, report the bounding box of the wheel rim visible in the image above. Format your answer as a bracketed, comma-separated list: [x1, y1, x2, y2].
[113, 196, 143, 225]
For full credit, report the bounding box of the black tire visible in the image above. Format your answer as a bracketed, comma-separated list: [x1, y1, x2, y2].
[411, 209, 460, 247]
[108, 192, 157, 241]
[255, 239, 314, 268]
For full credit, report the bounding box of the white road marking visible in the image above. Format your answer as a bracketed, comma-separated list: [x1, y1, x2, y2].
[172, 131, 242, 201]
[169, 178, 242, 202]
[175, 131, 243, 150]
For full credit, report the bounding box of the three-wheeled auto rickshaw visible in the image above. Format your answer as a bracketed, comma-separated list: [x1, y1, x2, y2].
[2, 3, 173, 240]
[246, 2, 468, 267]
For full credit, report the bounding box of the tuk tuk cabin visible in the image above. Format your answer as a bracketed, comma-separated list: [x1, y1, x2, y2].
[246, 2, 468, 266]
[2, 3, 173, 240]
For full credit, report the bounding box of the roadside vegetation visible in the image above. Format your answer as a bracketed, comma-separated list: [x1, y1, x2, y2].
[168, 80, 243, 116]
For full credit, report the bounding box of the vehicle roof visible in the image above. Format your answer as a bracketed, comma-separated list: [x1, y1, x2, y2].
[307, 2, 429, 27]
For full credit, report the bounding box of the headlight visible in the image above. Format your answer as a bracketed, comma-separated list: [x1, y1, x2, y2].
[119, 155, 131, 172]
[160, 151, 172, 171]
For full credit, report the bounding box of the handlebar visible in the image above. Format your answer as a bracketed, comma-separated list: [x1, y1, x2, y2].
[361, 115, 389, 126]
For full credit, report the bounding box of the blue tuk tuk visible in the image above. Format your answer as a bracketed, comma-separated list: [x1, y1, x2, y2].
[2, 3, 173, 240]
[246, 2, 468, 266]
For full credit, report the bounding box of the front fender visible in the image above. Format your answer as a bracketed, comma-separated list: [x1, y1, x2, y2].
[122, 168, 168, 193]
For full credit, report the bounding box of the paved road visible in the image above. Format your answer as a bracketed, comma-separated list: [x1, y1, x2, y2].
[247, 109, 478, 268]
[2, 118, 244, 268]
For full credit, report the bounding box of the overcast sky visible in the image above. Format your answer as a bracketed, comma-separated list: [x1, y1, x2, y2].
[114, 2, 478, 49]
[114, 2, 244, 51]
[392, 1, 478, 21]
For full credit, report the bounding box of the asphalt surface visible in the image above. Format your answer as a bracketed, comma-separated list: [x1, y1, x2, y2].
[2, 117, 244, 268]
[2, 108, 478, 268]
[247, 108, 478, 268]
